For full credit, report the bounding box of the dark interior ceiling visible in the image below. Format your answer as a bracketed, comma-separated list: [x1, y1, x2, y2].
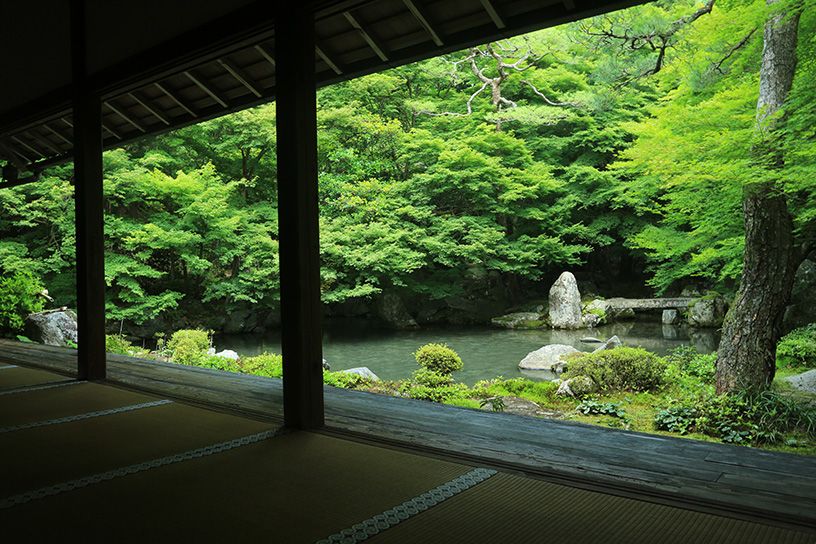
[0, 0, 644, 174]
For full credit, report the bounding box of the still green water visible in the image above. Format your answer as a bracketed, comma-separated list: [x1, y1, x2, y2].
[215, 320, 719, 385]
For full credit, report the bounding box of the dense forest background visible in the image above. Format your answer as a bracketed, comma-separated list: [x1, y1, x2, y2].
[1, 0, 814, 336]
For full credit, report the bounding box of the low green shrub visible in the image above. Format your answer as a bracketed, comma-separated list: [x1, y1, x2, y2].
[167, 329, 211, 366]
[414, 343, 463, 374]
[577, 399, 627, 419]
[777, 324, 816, 368]
[196, 355, 239, 372]
[564, 347, 667, 392]
[654, 406, 699, 435]
[400, 381, 469, 403]
[655, 390, 816, 445]
[105, 334, 152, 358]
[666, 346, 716, 382]
[0, 272, 45, 333]
[412, 368, 453, 387]
[323, 370, 370, 389]
[471, 377, 557, 403]
[239, 352, 283, 378]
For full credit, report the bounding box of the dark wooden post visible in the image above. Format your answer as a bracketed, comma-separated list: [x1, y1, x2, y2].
[71, 0, 106, 380]
[275, 6, 325, 428]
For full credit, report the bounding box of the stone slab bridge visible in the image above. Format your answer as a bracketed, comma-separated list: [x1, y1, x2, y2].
[604, 298, 695, 311]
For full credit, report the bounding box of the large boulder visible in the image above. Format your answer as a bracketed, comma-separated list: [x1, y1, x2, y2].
[24, 310, 78, 347]
[549, 272, 583, 329]
[784, 259, 816, 332]
[518, 344, 579, 371]
[338, 367, 380, 381]
[783, 369, 816, 395]
[490, 312, 547, 330]
[687, 297, 728, 328]
[374, 292, 418, 330]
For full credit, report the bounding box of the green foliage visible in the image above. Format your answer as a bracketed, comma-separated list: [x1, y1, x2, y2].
[239, 353, 283, 378]
[412, 368, 454, 387]
[577, 399, 627, 419]
[666, 346, 716, 382]
[0, 272, 45, 333]
[400, 380, 469, 403]
[414, 343, 463, 374]
[167, 329, 211, 366]
[656, 390, 816, 445]
[323, 370, 372, 389]
[777, 325, 816, 368]
[479, 396, 506, 412]
[104, 335, 150, 358]
[654, 406, 700, 435]
[565, 347, 667, 392]
[471, 377, 558, 404]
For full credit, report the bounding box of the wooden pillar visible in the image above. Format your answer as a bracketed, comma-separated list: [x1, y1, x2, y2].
[275, 6, 325, 428]
[71, 0, 106, 380]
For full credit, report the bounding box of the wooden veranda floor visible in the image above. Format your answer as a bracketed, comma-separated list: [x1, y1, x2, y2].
[1, 339, 814, 533]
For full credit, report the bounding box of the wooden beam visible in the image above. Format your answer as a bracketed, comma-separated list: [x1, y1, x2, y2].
[218, 58, 262, 98]
[71, 0, 106, 381]
[402, 0, 444, 46]
[183, 70, 228, 108]
[44, 123, 73, 146]
[104, 101, 146, 133]
[343, 11, 389, 62]
[101, 122, 122, 140]
[563, 0, 576, 9]
[479, 0, 506, 29]
[0, 141, 30, 169]
[10, 135, 45, 160]
[315, 44, 343, 75]
[254, 43, 276, 69]
[154, 82, 198, 117]
[275, 5, 325, 430]
[128, 92, 170, 125]
[26, 131, 61, 155]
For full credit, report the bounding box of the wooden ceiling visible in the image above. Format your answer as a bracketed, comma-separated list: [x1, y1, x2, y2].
[0, 0, 643, 174]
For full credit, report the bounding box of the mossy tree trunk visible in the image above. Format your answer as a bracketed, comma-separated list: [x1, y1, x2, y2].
[716, 0, 801, 394]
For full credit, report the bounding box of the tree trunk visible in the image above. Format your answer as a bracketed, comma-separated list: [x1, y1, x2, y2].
[715, 0, 800, 394]
[716, 184, 797, 392]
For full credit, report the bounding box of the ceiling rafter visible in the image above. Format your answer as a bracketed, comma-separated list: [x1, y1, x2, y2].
[402, 0, 444, 47]
[343, 11, 389, 62]
[155, 82, 198, 118]
[479, 0, 506, 29]
[218, 58, 263, 98]
[316, 44, 343, 75]
[184, 71, 229, 108]
[128, 91, 170, 126]
[104, 101, 146, 133]
[10, 135, 45, 160]
[26, 131, 60, 155]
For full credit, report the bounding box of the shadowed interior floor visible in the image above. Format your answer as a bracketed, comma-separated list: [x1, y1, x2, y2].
[1, 364, 814, 543]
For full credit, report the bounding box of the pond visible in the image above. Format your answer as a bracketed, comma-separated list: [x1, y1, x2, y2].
[215, 320, 720, 385]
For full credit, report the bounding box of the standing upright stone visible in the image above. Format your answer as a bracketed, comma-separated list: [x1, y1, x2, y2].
[662, 309, 680, 324]
[549, 272, 583, 329]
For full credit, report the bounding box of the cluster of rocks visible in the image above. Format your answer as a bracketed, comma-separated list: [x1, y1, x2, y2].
[517, 334, 624, 398]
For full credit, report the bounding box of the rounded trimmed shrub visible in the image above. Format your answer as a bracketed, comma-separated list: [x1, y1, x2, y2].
[564, 347, 666, 392]
[167, 329, 211, 366]
[777, 324, 816, 368]
[414, 343, 463, 374]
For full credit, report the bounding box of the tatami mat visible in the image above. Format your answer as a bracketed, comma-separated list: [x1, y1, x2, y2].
[1, 432, 472, 543]
[0, 401, 276, 496]
[0, 366, 70, 390]
[0, 382, 160, 427]
[366, 472, 816, 544]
